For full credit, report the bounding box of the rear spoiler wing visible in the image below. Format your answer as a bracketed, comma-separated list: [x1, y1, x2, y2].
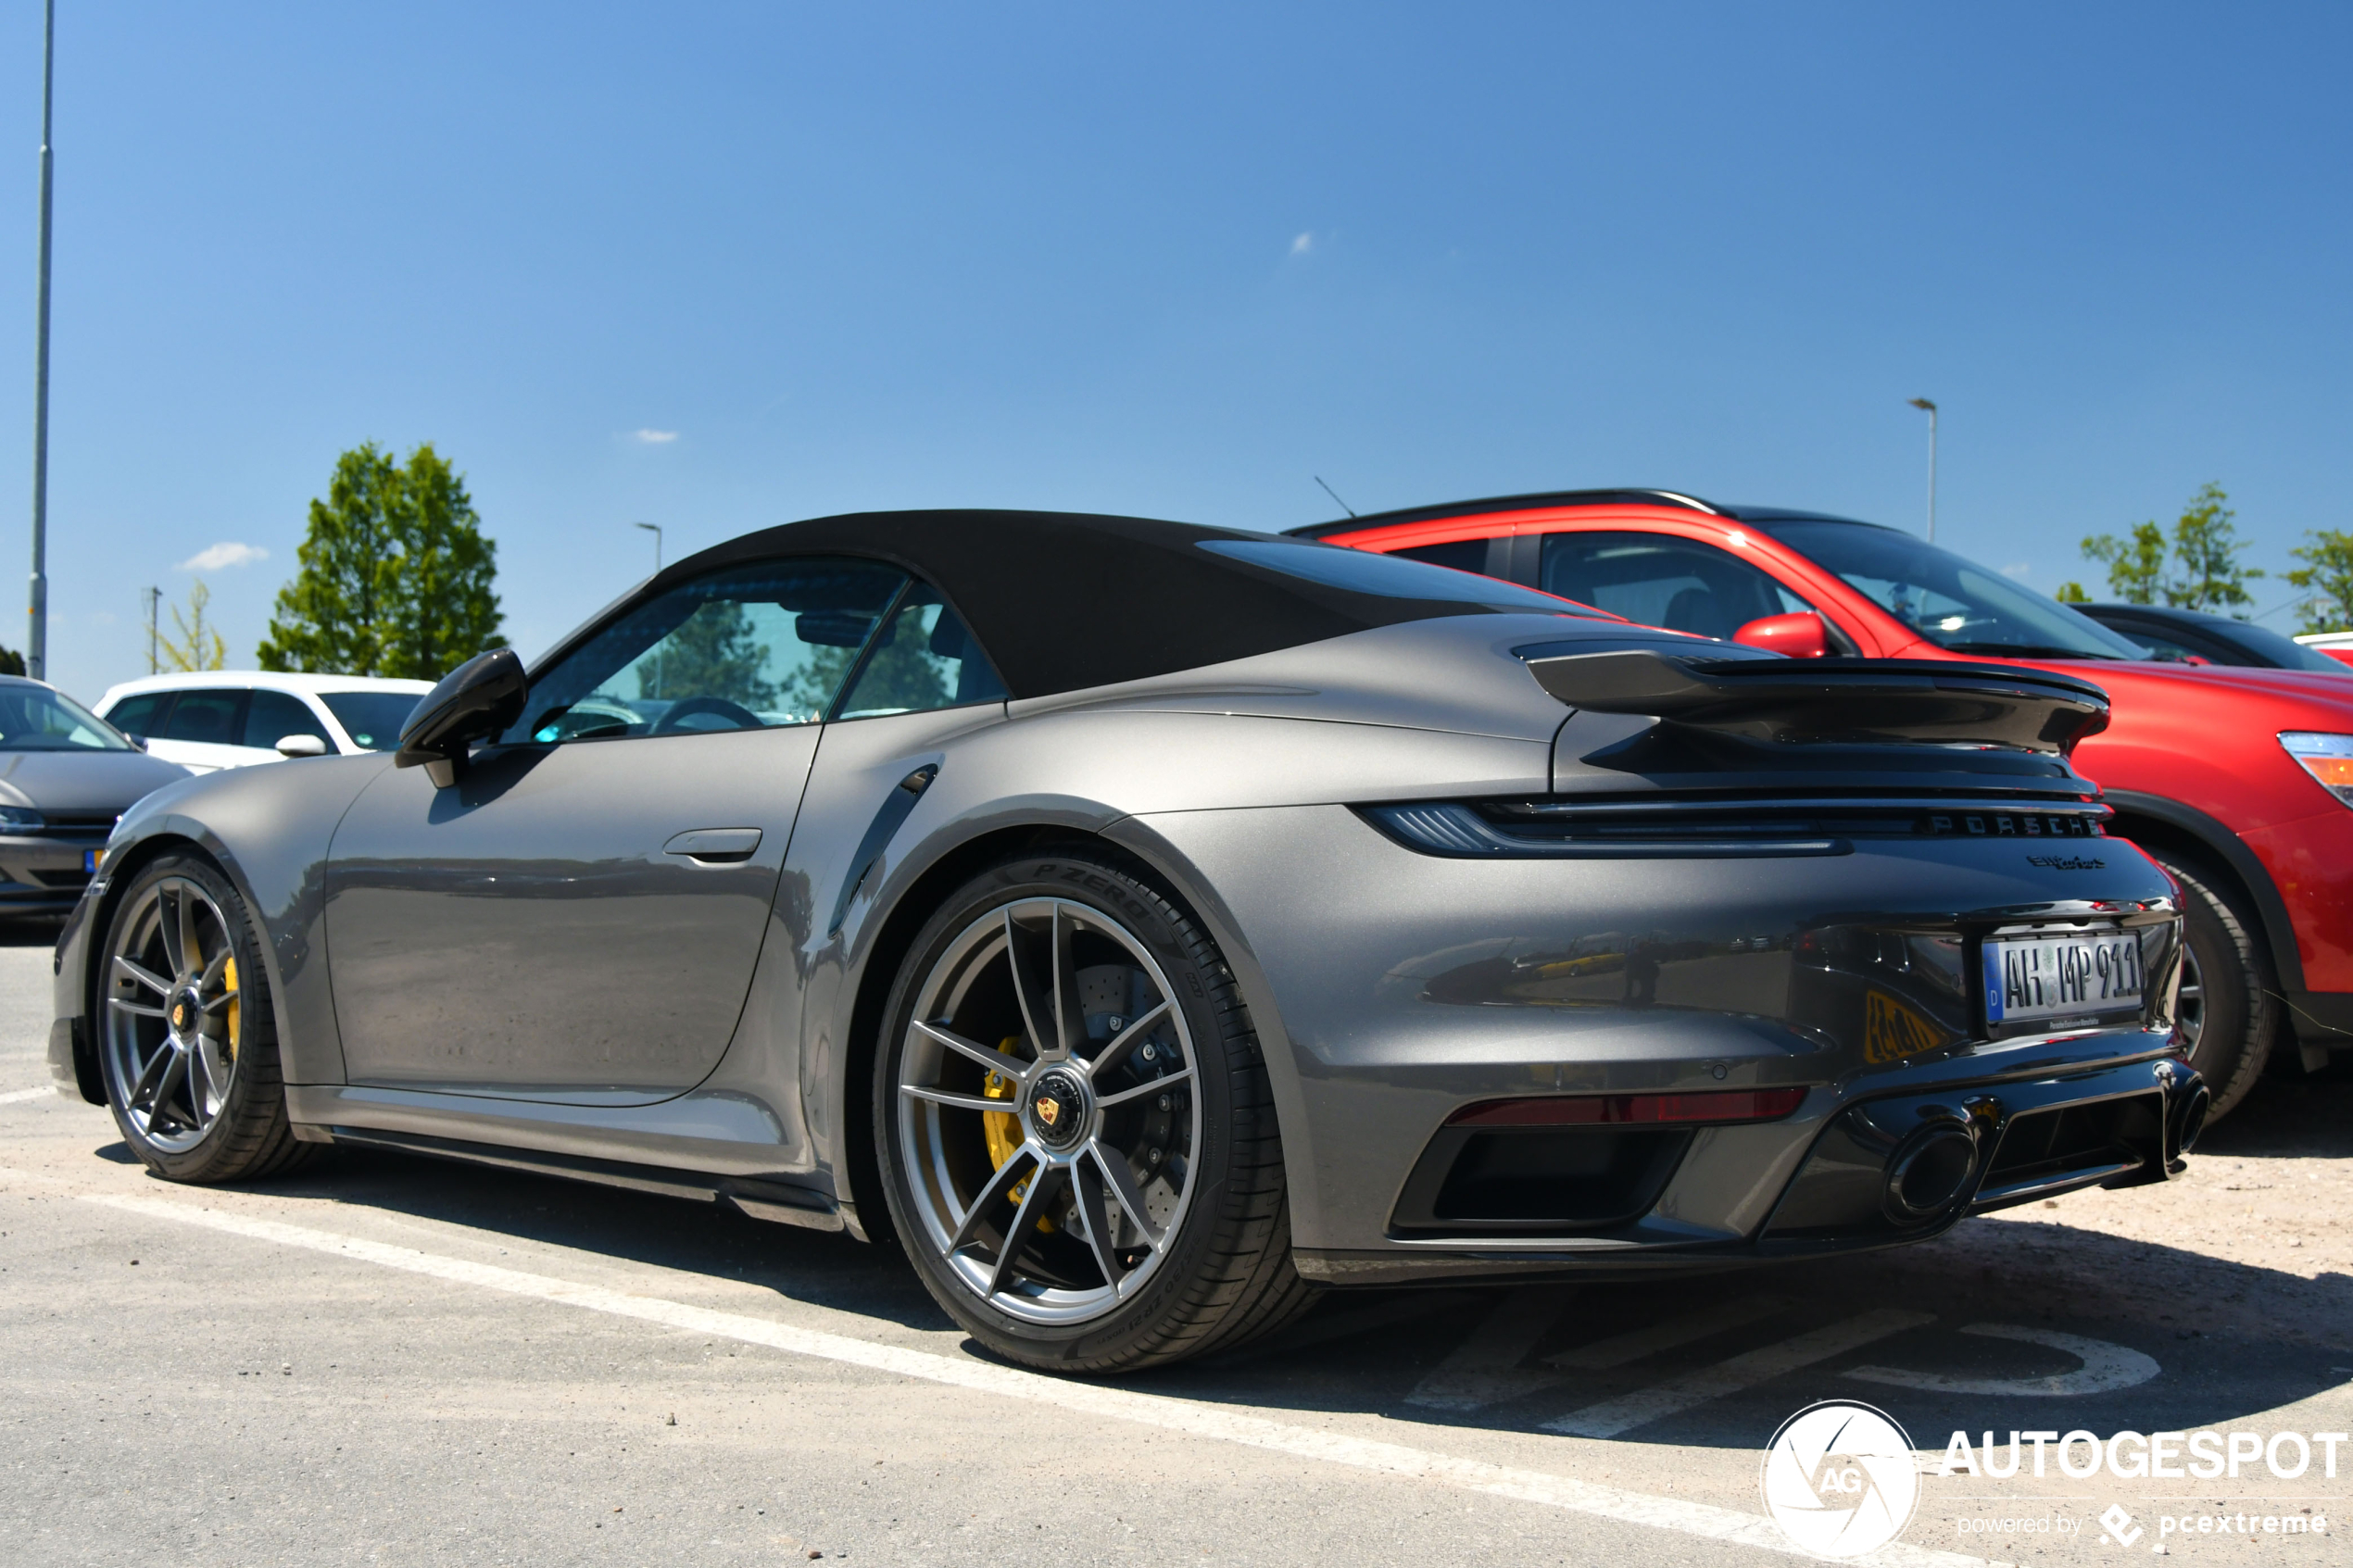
[1519, 651, 2110, 755]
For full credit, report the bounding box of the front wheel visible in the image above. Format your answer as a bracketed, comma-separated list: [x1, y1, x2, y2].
[96, 853, 310, 1182]
[874, 851, 1310, 1371]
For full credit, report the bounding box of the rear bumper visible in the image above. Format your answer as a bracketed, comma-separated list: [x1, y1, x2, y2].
[1296, 1057, 2202, 1285]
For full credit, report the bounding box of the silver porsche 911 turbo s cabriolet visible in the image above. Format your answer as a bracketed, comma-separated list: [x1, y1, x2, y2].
[51, 510, 2204, 1371]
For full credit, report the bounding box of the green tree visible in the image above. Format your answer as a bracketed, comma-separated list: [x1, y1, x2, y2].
[2076, 483, 2263, 614]
[2080, 521, 2168, 604]
[2285, 528, 2353, 634]
[2166, 483, 2261, 613]
[640, 601, 778, 709]
[258, 442, 506, 678]
[161, 580, 227, 671]
[2054, 581, 2091, 604]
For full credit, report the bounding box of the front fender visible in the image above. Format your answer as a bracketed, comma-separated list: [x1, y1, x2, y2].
[63, 757, 393, 1090]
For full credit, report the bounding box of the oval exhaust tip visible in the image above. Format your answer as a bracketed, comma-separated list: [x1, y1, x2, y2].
[2172, 1082, 2210, 1160]
[1881, 1123, 1979, 1225]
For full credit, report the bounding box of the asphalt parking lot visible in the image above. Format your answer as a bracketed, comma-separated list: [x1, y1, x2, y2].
[3, 925, 2347, 1567]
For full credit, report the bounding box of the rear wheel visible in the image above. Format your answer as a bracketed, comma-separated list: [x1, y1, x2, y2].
[874, 851, 1310, 1371]
[96, 853, 309, 1182]
[2151, 850, 2275, 1123]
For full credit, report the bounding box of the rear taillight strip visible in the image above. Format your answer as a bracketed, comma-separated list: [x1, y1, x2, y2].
[1446, 1088, 1808, 1127]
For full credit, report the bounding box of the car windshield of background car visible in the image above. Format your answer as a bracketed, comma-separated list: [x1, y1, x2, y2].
[2200, 617, 2352, 672]
[0, 685, 134, 750]
[1760, 520, 2149, 660]
[1197, 538, 1617, 619]
[504, 558, 913, 743]
[318, 691, 425, 749]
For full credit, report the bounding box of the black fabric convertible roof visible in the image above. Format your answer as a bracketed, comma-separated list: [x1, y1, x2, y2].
[652, 509, 1527, 700]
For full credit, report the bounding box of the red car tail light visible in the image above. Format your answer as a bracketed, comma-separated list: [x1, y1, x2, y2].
[1445, 1087, 1807, 1127]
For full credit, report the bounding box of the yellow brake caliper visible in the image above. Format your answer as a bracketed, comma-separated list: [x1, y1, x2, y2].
[980, 1035, 1052, 1232]
[222, 956, 239, 1062]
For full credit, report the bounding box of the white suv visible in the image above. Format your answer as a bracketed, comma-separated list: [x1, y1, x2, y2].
[94, 672, 434, 773]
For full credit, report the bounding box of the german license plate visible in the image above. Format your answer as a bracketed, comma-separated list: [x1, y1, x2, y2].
[1982, 928, 2143, 1026]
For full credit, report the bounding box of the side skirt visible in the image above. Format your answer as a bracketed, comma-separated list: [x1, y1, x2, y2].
[296, 1123, 847, 1234]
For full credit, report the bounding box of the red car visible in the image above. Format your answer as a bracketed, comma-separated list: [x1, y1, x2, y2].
[1292, 490, 2353, 1118]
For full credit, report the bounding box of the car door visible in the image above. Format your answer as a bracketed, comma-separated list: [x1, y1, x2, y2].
[239, 689, 336, 759]
[1530, 531, 1842, 644]
[139, 688, 274, 771]
[321, 554, 912, 1102]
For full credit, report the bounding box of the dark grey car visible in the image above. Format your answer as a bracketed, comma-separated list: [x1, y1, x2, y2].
[50, 511, 2206, 1371]
[0, 677, 189, 913]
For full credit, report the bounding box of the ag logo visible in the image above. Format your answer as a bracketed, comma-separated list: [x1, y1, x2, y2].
[1759, 1400, 1920, 1558]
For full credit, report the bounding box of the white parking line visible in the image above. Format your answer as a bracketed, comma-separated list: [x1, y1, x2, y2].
[79, 1191, 1996, 1568]
[1406, 1286, 1574, 1411]
[1543, 1309, 1937, 1439]
[1845, 1323, 2160, 1398]
[1547, 1293, 1795, 1371]
[0, 1085, 57, 1104]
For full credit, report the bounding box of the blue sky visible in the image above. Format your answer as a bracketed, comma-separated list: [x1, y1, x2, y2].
[0, 3, 2346, 700]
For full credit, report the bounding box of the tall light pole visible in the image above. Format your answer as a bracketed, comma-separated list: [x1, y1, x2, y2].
[634, 521, 661, 572]
[144, 585, 157, 673]
[1907, 397, 1938, 545]
[28, 0, 55, 680]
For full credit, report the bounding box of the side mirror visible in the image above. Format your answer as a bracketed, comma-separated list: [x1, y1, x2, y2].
[274, 734, 330, 759]
[1732, 611, 1831, 659]
[395, 648, 527, 787]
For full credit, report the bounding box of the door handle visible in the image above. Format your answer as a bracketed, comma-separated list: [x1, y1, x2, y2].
[662, 827, 762, 864]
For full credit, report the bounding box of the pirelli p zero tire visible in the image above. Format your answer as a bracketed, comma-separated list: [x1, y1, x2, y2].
[874, 850, 1311, 1372]
[2150, 850, 2276, 1123]
[95, 853, 311, 1183]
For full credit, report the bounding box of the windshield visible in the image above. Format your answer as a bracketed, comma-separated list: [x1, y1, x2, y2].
[0, 684, 133, 750]
[1759, 520, 2149, 660]
[321, 691, 425, 750]
[2214, 621, 2351, 673]
[1198, 539, 1617, 619]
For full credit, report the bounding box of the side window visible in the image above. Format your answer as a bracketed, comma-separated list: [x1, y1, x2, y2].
[1391, 539, 1490, 574]
[504, 557, 911, 745]
[104, 693, 168, 738]
[1541, 533, 1819, 640]
[243, 690, 333, 749]
[157, 689, 246, 746]
[836, 583, 1009, 720]
[2105, 623, 2209, 664]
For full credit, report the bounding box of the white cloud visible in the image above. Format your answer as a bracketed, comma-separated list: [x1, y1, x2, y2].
[632, 429, 679, 445]
[2001, 562, 2033, 581]
[1290, 232, 1313, 256]
[177, 541, 268, 572]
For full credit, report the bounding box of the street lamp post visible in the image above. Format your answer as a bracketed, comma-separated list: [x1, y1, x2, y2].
[634, 521, 662, 572]
[1907, 397, 1938, 545]
[28, 0, 55, 679]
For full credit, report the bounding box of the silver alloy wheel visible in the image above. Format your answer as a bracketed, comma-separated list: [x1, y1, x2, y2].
[102, 876, 243, 1154]
[897, 897, 1202, 1326]
[2177, 944, 2206, 1051]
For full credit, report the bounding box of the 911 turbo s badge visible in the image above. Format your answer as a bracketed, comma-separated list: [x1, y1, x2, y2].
[2025, 853, 2106, 871]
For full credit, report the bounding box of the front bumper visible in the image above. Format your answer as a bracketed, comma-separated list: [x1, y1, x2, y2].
[0, 831, 100, 911]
